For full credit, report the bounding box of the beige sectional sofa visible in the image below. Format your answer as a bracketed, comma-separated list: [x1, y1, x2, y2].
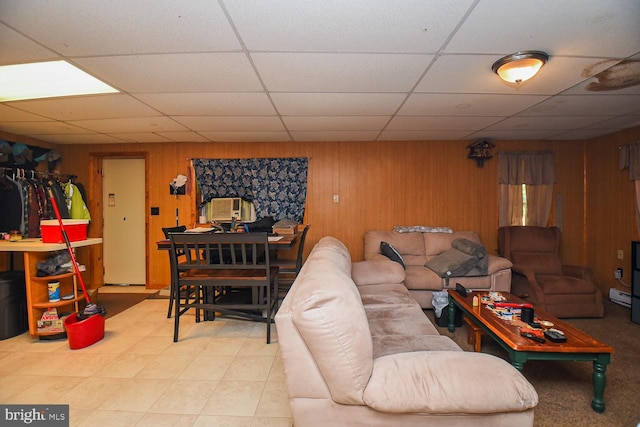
[275, 236, 538, 427]
[364, 230, 513, 308]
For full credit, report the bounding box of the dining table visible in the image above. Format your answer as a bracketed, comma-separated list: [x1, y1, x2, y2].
[156, 229, 299, 320]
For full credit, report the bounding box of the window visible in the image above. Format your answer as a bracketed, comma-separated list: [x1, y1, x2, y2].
[498, 152, 556, 227]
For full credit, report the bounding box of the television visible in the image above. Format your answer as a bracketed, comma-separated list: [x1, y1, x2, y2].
[205, 197, 256, 222]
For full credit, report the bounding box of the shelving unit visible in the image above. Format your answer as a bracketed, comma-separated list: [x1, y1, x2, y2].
[0, 238, 103, 337]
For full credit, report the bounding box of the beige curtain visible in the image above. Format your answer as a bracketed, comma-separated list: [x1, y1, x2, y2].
[619, 141, 640, 234]
[498, 151, 556, 227]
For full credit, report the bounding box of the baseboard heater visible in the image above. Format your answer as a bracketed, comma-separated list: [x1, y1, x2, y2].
[609, 288, 631, 308]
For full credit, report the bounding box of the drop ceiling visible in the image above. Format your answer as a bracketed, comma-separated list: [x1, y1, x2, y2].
[1, 0, 639, 145]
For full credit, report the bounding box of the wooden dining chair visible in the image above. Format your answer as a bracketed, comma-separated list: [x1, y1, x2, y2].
[272, 225, 310, 299]
[162, 225, 187, 318]
[168, 232, 279, 343]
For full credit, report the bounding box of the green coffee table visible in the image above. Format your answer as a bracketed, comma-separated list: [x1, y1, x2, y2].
[448, 290, 613, 413]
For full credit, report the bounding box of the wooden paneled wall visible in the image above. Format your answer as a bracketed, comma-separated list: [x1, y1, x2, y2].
[586, 127, 639, 296]
[3, 127, 638, 297]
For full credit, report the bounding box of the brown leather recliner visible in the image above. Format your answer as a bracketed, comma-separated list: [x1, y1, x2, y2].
[498, 226, 604, 318]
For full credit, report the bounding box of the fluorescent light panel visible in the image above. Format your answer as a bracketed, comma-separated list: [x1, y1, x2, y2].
[0, 60, 118, 102]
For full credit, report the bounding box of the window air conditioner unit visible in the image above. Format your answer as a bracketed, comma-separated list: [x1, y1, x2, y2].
[207, 197, 256, 222]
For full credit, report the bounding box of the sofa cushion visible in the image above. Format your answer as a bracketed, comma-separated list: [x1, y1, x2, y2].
[380, 241, 405, 268]
[372, 335, 461, 359]
[404, 266, 443, 291]
[352, 260, 405, 286]
[364, 351, 538, 414]
[364, 231, 426, 266]
[537, 275, 600, 295]
[511, 251, 563, 275]
[365, 304, 439, 337]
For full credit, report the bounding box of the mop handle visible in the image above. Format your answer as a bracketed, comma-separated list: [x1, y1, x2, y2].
[47, 189, 91, 304]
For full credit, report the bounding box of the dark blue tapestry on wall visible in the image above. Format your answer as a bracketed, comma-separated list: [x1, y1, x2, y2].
[192, 158, 308, 222]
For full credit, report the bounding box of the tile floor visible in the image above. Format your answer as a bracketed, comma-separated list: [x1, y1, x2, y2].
[0, 295, 292, 427]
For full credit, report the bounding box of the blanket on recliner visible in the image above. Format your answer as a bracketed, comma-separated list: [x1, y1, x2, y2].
[425, 238, 488, 277]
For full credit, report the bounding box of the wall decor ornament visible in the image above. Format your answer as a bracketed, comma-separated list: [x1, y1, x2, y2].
[467, 140, 495, 167]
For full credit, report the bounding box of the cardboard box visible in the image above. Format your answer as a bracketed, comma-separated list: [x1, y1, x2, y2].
[37, 309, 66, 334]
[40, 219, 89, 243]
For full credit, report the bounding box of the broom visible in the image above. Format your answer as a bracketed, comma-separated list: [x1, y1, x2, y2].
[47, 187, 105, 319]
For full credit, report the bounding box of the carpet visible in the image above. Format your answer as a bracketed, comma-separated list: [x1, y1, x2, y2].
[427, 299, 640, 427]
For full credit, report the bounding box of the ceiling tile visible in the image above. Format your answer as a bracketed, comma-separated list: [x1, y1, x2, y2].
[399, 93, 549, 116]
[379, 130, 471, 140]
[289, 131, 380, 141]
[135, 93, 276, 116]
[67, 117, 188, 133]
[518, 94, 640, 116]
[155, 131, 209, 142]
[0, 23, 59, 65]
[0, 0, 241, 56]
[0, 104, 51, 121]
[386, 116, 501, 131]
[252, 53, 433, 92]
[283, 116, 389, 131]
[484, 115, 613, 131]
[0, 121, 89, 135]
[173, 116, 285, 132]
[31, 133, 128, 144]
[271, 93, 406, 116]
[75, 53, 263, 93]
[224, 0, 474, 53]
[199, 131, 291, 142]
[466, 128, 564, 140]
[9, 94, 161, 120]
[110, 133, 173, 143]
[549, 128, 621, 140]
[415, 55, 608, 95]
[445, 0, 640, 57]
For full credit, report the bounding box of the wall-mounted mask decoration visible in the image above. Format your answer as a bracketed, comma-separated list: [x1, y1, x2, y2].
[467, 140, 495, 168]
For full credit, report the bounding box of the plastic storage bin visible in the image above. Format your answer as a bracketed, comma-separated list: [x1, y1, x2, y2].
[40, 219, 89, 243]
[434, 305, 463, 327]
[0, 271, 28, 340]
[64, 312, 105, 349]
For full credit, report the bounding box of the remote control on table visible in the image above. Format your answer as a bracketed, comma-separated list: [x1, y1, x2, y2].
[544, 330, 567, 343]
[520, 332, 546, 343]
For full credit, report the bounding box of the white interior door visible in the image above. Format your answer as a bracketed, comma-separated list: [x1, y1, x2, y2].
[103, 158, 146, 285]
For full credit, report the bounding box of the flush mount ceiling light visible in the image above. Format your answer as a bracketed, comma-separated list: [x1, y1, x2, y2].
[492, 51, 549, 84]
[0, 60, 118, 102]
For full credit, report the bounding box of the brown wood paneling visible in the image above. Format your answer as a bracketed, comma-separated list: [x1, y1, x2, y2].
[586, 127, 638, 296]
[3, 125, 636, 296]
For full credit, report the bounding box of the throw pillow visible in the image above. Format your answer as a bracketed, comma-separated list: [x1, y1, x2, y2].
[451, 238, 486, 258]
[380, 241, 405, 269]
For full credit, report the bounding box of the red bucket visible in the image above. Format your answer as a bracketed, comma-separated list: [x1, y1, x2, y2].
[64, 312, 105, 349]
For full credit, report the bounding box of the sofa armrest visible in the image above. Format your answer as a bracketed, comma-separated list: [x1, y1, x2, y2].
[486, 254, 513, 275]
[352, 260, 405, 286]
[364, 351, 537, 414]
[510, 264, 546, 303]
